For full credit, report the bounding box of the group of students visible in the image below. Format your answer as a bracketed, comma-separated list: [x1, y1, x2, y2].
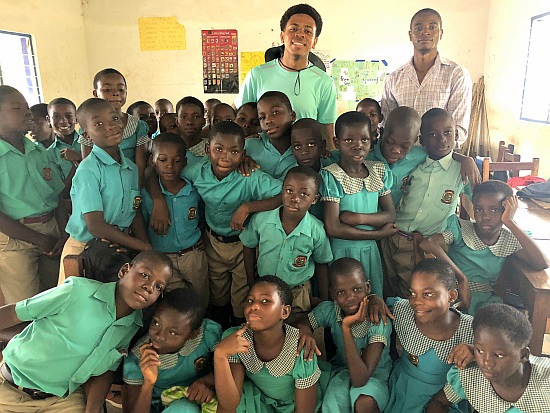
[0, 62, 549, 413]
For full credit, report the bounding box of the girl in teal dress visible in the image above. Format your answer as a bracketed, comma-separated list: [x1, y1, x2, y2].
[320, 111, 397, 296]
[214, 276, 324, 413]
[420, 180, 549, 314]
[370, 259, 474, 413]
[427, 303, 550, 413]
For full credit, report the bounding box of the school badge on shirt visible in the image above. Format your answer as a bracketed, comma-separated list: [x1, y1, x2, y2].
[293, 256, 307, 268]
[188, 207, 197, 220]
[43, 167, 51, 181]
[441, 189, 455, 204]
[133, 196, 142, 210]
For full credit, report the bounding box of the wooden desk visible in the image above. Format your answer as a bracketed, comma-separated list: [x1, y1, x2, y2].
[499, 198, 550, 356]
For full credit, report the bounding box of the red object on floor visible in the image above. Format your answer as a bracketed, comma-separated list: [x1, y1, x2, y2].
[508, 175, 546, 188]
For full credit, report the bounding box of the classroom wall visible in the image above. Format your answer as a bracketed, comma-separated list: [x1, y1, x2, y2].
[0, 0, 90, 105]
[484, 0, 550, 178]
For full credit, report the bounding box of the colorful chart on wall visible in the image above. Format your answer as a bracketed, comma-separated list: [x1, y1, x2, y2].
[240, 51, 264, 83]
[138, 17, 186, 51]
[202, 29, 239, 94]
[330, 60, 388, 109]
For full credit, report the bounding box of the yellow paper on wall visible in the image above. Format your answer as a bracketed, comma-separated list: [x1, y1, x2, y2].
[240, 51, 264, 82]
[138, 17, 186, 51]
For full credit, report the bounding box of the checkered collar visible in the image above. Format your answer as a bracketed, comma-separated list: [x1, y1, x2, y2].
[459, 355, 550, 412]
[188, 139, 207, 157]
[237, 324, 299, 377]
[458, 218, 520, 258]
[333, 301, 370, 338]
[323, 160, 386, 194]
[131, 322, 205, 370]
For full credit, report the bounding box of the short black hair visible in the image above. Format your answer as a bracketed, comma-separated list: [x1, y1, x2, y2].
[205, 98, 221, 106]
[472, 180, 513, 205]
[383, 106, 421, 142]
[48, 97, 77, 112]
[356, 98, 382, 114]
[280, 4, 323, 37]
[127, 101, 152, 116]
[328, 257, 367, 287]
[412, 258, 456, 291]
[335, 111, 371, 140]
[208, 120, 245, 147]
[420, 107, 453, 131]
[473, 303, 533, 347]
[131, 251, 174, 275]
[0, 85, 21, 105]
[291, 118, 323, 144]
[93, 68, 126, 89]
[176, 96, 204, 116]
[76, 98, 114, 131]
[410, 8, 443, 29]
[152, 132, 187, 156]
[30, 103, 48, 118]
[157, 287, 206, 331]
[284, 165, 322, 194]
[212, 103, 236, 118]
[236, 102, 257, 115]
[155, 98, 173, 107]
[253, 276, 293, 307]
[258, 91, 293, 112]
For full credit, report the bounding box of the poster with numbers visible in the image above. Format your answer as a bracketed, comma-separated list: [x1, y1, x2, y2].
[201, 29, 239, 94]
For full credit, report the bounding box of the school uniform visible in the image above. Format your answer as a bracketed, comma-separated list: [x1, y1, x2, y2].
[123, 319, 221, 413]
[443, 356, 550, 412]
[382, 151, 471, 298]
[385, 298, 473, 413]
[442, 215, 522, 315]
[185, 139, 208, 171]
[0, 277, 142, 412]
[309, 301, 392, 413]
[141, 178, 209, 302]
[183, 158, 281, 317]
[0, 137, 64, 303]
[307, 155, 337, 222]
[225, 324, 325, 413]
[240, 207, 333, 314]
[46, 131, 81, 180]
[320, 160, 392, 296]
[78, 114, 150, 163]
[244, 133, 296, 179]
[60, 145, 140, 282]
[366, 142, 428, 206]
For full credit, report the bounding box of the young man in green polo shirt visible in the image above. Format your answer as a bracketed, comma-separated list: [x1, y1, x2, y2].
[0, 251, 173, 413]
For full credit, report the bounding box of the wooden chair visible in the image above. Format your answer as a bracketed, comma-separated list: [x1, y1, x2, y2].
[482, 157, 540, 182]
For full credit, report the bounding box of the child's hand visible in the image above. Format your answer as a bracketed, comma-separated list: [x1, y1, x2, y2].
[45, 233, 69, 257]
[37, 234, 58, 254]
[501, 195, 518, 226]
[151, 201, 171, 235]
[187, 379, 215, 404]
[139, 343, 160, 385]
[379, 223, 398, 238]
[366, 294, 395, 325]
[297, 330, 321, 361]
[448, 343, 474, 369]
[458, 156, 481, 186]
[214, 324, 251, 358]
[340, 211, 363, 227]
[60, 148, 82, 162]
[237, 155, 259, 177]
[342, 296, 368, 329]
[230, 205, 249, 231]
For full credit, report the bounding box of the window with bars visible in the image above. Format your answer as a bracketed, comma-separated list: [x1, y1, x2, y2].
[0, 30, 42, 105]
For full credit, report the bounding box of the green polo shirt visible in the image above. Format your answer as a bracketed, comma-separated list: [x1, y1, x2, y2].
[3, 277, 142, 397]
[366, 142, 428, 206]
[183, 158, 281, 237]
[0, 136, 63, 220]
[46, 131, 81, 180]
[396, 151, 471, 236]
[66, 145, 140, 242]
[244, 133, 296, 179]
[240, 207, 333, 287]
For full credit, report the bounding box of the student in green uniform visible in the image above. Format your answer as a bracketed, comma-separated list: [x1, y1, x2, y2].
[356, 98, 384, 144]
[240, 166, 333, 321]
[427, 304, 550, 413]
[123, 288, 221, 413]
[147, 121, 282, 327]
[127, 100, 157, 138]
[211, 103, 236, 125]
[245, 91, 296, 179]
[0, 251, 173, 413]
[0, 85, 68, 305]
[29, 103, 54, 148]
[420, 180, 549, 314]
[176, 96, 207, 170]
[141, 133, 209, 303]
[214, 276, 323, 413]
[59, 98, 151, 283]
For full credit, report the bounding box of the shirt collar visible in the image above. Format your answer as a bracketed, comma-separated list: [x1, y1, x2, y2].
[0, 136, 37, 156]
[423, 150, 454, 170]
[333, 302, 371, 338]
[258, 132, 293, 157]
[93, 282, 143, 327]
[188, 139, 207, 157]
[159, 177, 193, 197]
[265, 207, 313, 237]
[91, 145, 131, 169]
[53, 131, 79, 148]
[458, 218, 521, 257]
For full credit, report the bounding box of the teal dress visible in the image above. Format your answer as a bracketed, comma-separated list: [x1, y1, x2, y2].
[444, 356, 550, 412]
[225, 324, 325, 413]
[442, 215, 522, 315]
[385, 298, 474, 413]
[123, 319, 221, 413]
[309, 301, 392, 412]
[320, 160, 391, 296]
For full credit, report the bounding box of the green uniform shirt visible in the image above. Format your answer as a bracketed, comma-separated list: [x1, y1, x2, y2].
[3, 277, 142, 397]
[244, 134, 296, 180]
[46, 131, 81, 180]
[0, 137, 63, 220]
